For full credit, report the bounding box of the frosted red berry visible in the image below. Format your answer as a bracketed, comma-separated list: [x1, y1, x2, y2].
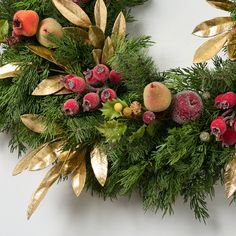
[63, 99, 79, 116]
[172, 90, 203, 124]
[210, 116, 227, 138]
[84, 69, 99, 85]
[93, 64, 110, 82]
[109, 70, 122, 84]
[214, 92, 236, 110]
[63, 75, 86, 93]
[101, 88, 117, 103]
[222, 129, 236, 146]
[143, 111, 156, 124]
[82, 92, 100, 112]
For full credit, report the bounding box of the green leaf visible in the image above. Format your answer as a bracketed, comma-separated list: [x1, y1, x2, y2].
[147, 120, 158, 136]
[96, 120, 127, 143]
[0, 20, 9, 41]
[128, 124, 146, 143]
[100, 98, 128, 120]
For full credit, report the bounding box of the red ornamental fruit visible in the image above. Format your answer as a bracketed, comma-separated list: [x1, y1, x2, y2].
[63, 75, 86, 93]
[84, 69, 99, 85]
[109, 70, 122, 84]
[214, 92, 236, 110]
[101, 88, 117, 103]
[13, 10, 39, 37]
[210, 116, 227, 138]
[83, 92, 100, 112]
[172, 90, 203, 124]
[93, 64, 110, 82]
[143, 111, 156, 124]
[63, 99, 79, 116]
[222, 129, 236, 146]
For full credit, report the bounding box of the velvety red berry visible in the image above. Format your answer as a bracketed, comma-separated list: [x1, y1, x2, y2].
[93, 64, 110, 82]
[109, 70, 122, 84]
[172, 91, 203, 124]
[143, 111, 156, 124]
[214, 92, 236, 110]
[63, 99, 79, 116]
[210, 116, 227, 138]
[222, 129, 236, 146]
[84, 69, 99, 85]
[82, 92, 100, 112]
[101, 88, 117, 103]
[63, 75, 86, 93]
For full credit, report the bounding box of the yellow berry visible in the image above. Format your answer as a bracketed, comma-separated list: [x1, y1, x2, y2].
[114, 102, 123, 112]
[123, 107, 132, 117]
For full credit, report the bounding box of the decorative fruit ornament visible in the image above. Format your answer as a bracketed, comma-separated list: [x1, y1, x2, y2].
[143, 111, 156, 124]
[109, 70, 122, 84]
[84, 69, 99, 85]
[130, 101, 142, 116]
[210, 116, 227, 138]
[37, 18, 63, 48]
[63, 75, 86, 93]
[13, 10, 39, 37]
[123, 107, 132, 117]
[214, 92, 236, 110]
[63, 99, 79, 116]
[93, 64, 110, 82]
[143, 82, 172, 112]
[199, 131, 210, 142]
[114, 103, 123, 113]
[101, 88, 117, 102]
[222, 129, 236, 146]
[82, 92, 100, 112]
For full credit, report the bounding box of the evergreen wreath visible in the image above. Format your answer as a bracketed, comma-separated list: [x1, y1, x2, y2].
[1, 0, 236, 222]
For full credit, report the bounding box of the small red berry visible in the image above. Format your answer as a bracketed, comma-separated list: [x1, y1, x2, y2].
[101, 88, 117, 103]
[214, 92, 236, 110]
[84, 69, 99, 85]
[93, 64, 110, 82]
[63, 75, 86, 93]
[222, 129, 236, 146]
[109, 70, 122, 84]
[210, 116, 227, 138]
[82, 92, 100, 112]
[143, 111, 156, 124]
[63, 99, 79, 116]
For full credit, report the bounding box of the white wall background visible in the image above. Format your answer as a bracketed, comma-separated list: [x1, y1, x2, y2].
[0, 1, 235, 235]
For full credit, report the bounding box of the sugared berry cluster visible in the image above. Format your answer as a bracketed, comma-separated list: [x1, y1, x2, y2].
[210, 92, 236, 146]
[63, 64, 121, 116]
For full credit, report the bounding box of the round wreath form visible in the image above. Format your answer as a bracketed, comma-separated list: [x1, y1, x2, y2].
[1, 0, 236, 222]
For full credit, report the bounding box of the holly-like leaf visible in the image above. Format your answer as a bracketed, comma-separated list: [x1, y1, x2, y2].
[96, 120, 127, 142]
[128, 125, 146, 143]
[100, 99, 128, 120]
[0, 20, 9, 41]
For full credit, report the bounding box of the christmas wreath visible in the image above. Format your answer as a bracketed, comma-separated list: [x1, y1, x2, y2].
[1, 0, 236, 222]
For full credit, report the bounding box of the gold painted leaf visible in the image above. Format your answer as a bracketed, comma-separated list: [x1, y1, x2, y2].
[12, 143, 47, 176]
[207, 0, 235, 11]
[92, 49, 102, 64]
[52, 0, 92, 28]
[224, 156, 236, 198]
[94, 0, 107, 33]
[0, 63, 21, 79]
[63, 27, 90, 43]
[27, 162, 63, 219]
[32, 75, 64, 96]
[101, 37, 114, 64]
[88, 26, 105, 49]
[193, 32, 229, 63]
[54, 88, 74, 95]
[192, 17, 234, 38]
[228, 41, 236, 60]
[20, 114, 47, 134]
[72, 156, 86, 197]
[90, 145, 108, 186]
[28, 141, 63, 171]
[112, 12, 126, 38]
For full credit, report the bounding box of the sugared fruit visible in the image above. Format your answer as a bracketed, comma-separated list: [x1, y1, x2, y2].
[114, 103, 123, 113]
[63, 75, 86, 93]
[210, 116, 227, 138]
[199, 131, 210, 142]
[101, 88, 117, 103]
[123, 107, 132, 117]
[84, 69, 98, 85]
[93, 64, 109, 82]
[214, 92, 236, 110]
[143, 111, 156, 124]
[143, 82, 172, 112]
[109, 70, 122, 84]
[222, 129, 236, 146]
[82, 92, 100, 112]
[63, 99, 79, 116]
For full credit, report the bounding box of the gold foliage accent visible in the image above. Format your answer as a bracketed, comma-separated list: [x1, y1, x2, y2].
[90, 145, 108, 187]
[92, 49, 102, 64]
[193, 32, 229, 63]
[224, 156, 236, 198]
[88, 26, 105, 49]
[0, 63, 20, 79]
[112, 12, 126, 38]
[32, 75, 64, 96]
[52, 0, 92, 28]
[207, 0, 235, 11]
[94, 0, 107, 33]
[63, 27, 90, 43]
[101, 37, 114, 64]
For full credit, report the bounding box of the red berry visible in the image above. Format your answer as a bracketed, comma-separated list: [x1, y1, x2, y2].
[143, 111, 156, 124]
[222, 129, 236, 146]
[82, 92, 100, 112]
[84, 69, 99, 85]
[210, 116, 227, 138]
[109, 70, 122, 84]
[101, 88, 117, 103]
[214, 92, 236, 110]
[93, 64, 110, 82]
[63, 99, 79, 116]
[172, 91, 203, 124]
[63, 75, 86, 93]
